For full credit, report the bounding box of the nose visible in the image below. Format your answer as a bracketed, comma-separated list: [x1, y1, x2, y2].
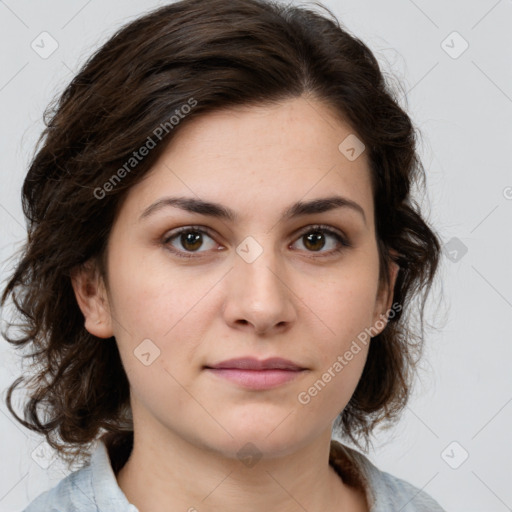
[222, 243, 297, 336]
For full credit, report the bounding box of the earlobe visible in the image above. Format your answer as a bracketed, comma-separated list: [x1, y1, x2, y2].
[70, 261, 113, 339]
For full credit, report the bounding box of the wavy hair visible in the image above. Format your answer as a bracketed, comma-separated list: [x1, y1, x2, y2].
[2, 0, 440, 467]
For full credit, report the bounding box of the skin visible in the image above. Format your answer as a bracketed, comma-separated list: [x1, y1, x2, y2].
[73, 95, 398, 512]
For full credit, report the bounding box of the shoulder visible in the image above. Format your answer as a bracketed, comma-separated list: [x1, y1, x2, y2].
[23, 464, 95, 511]
[329, 440, 445, 512]
[22, 440, 137, 512]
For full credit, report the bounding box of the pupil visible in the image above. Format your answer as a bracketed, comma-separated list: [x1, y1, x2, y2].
[182, 232, 202, 251]
[304, 232, 325, 251]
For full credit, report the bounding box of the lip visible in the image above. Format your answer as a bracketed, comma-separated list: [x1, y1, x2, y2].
[204, 357, 307, 390]
[207, 357, 305, 371]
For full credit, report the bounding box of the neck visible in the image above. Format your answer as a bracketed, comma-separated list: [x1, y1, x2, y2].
[115, 423, 366, 512]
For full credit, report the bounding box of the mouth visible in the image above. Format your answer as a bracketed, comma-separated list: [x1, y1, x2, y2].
[204, 357, 308, 390]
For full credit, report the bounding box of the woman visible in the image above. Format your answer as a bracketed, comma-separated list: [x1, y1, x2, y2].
[2, 0, 444, 510]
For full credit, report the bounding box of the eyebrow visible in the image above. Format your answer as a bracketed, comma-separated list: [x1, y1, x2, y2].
[139, 194, 366, 225]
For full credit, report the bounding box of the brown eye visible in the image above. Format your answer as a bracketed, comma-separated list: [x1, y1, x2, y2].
[180, 231, 203, 251]
[302, 231, 326, 251]
[291, 226, 350, 256]
[164, 227, 218, 257]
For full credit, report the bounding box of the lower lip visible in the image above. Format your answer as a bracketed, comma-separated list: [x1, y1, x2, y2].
[206, 368, 306, 390]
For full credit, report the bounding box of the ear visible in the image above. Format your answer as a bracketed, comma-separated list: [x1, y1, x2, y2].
[371, 252, 400, 335]
[71, 260, 113, 338]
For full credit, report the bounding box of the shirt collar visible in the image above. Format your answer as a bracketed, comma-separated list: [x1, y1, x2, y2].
[90, 439, 139, 511]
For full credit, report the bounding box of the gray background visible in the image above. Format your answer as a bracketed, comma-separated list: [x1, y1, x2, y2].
[1, 0, 511, 510]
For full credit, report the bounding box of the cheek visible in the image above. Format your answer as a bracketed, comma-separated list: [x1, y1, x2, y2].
[306, 270, 380, 350]
[297, 342, 369, 423]
[106, 254, 220, 385]
[107, 247, 208, 337]
[290, 272, 377, 394]
[297, 257, 379, 406]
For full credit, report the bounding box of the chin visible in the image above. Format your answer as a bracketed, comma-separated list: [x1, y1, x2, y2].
[205, 435, 305, 463]
[205, 418, 314, 461]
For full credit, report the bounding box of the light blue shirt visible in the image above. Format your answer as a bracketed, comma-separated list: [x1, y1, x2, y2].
[23, 439, 445, 511]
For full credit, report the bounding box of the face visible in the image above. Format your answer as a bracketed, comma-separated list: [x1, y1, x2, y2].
[75, 96, 397, 459]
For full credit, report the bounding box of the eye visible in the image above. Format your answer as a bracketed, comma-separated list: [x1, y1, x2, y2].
[162, 224, 351, 259]
[290, 225, 350, 256]
[163, 226, 219, 258]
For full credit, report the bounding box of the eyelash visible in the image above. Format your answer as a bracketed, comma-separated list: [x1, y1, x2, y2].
[162, 224, 351, 260]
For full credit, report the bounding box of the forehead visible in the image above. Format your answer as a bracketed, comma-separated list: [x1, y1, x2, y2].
[120, 96, 374, 224]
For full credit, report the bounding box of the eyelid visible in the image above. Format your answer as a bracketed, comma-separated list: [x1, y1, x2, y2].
[162, 224, 217, 244]
[162, 225, 221, 259]
[289, 224, 351, 257]
[292, 224, 350, 246]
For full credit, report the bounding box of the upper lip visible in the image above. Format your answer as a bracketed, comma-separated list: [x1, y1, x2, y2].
[206, 357, 305, 371]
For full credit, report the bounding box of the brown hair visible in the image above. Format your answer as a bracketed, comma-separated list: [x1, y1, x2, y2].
[2, 0, 440, 466]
